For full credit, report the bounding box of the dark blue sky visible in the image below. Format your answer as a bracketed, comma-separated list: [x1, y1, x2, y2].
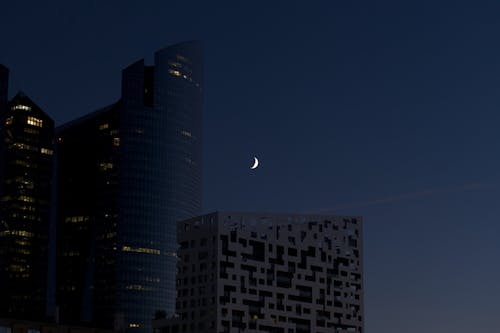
[2, 1, 500, 331]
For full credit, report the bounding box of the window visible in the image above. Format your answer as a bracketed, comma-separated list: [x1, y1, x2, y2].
[12, 104, 31, 111]
[26, 116, 43, 127]
[41, 148, 53, 155]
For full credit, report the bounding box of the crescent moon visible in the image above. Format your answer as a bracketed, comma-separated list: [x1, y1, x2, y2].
[250, 157, 259, 170]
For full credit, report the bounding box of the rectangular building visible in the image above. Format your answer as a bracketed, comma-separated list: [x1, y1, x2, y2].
[153, 212, 363, 333]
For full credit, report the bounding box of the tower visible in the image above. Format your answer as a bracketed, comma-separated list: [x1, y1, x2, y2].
[56, 41, 203, 332]
[0, 91, 55, 320]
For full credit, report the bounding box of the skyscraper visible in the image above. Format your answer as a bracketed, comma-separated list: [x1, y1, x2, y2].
[153, 212, 364, 333]
[56, 41, 203, 333]
[0, 88, 55, 320]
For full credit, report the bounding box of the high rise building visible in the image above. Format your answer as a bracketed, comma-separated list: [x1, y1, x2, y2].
[0, 89, 55, 320]
[153, 212, 364, 333]
[56, 41, 203, 333]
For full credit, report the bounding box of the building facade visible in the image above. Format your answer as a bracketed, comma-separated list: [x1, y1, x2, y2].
[0, 90, 55, 320]
[56, 41, 203, 333]
[153, 212, 364, 333]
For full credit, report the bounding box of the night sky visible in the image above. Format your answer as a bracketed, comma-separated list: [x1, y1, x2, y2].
[2, 1, 500, 332]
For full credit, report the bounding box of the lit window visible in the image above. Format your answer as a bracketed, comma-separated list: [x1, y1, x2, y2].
[18, 196, 34, 203]
[0, 230, 34, 237]
[8, 264, 28, 273]
[99, 123, 109, 130]
[41, 148, 53, 155]
[122, 245, 161, 255]
[27, 116, 43, 127]
[24, 128, 39, 135]
[168, 69, 181, 77]
[5, 117, 13, 125]
[129, 324, 140, 328]
[126, 285, 147, 291]
[12, 104, 31, 111]
[99, 162, 113, 171]
[181, 130, 192, 137]
[113, 137, 120, 146]
[169, 61, 182, 68]
[65, 216, 89, 223]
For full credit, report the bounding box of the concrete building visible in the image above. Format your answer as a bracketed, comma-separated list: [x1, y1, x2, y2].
[153, 212, 363, 333]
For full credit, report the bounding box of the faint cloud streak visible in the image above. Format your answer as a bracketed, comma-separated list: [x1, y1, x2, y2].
[314, 183, 490, 213]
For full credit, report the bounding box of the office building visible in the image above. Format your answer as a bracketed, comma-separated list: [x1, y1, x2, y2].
[0, 89, 55, 320]
[153, 212, 364, 333]
[56, 41, 203, 333]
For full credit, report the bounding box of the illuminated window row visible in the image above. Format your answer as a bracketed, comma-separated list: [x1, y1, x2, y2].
[18, 196, 34, 203]
[12, 104, 31, 111]
[15, 240, 31, 246]
[24, 127, 39, 135]
[125, 284, 151, 291]
[27, 116, 43, 127]
[99, 123, 109, 130]
[122, 245, 161, 255]
[14, 159, 33, 168]
[169, 69, 181, 77]
[0, 230, 34, 237]
[12, 142, 38, 152]
[41, 147, 53, 155]
[8, 264, 28, 273]
[65, 216, 89, 223]
[99, 162, 114, 171]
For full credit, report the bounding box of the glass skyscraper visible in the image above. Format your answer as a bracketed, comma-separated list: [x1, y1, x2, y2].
[0, 87, 55, 320]
[56, 41, 203, 333]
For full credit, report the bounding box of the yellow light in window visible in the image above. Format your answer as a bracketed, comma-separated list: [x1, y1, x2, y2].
[129, 324, 140, 328]
[168, 69, 181, 77]
[19, 196, 34, 203]
[0, 230, 34, 237]
[99, 123, 109, 130]
[65, 216, 89, 223]
[12, 105, 31, 111]
[122, 245, 161, 255]
[113, 137, 120, 146]
[5, 117, 13, 125]
[99, 162, 114, 171]
[27, 116, 43, 127]
[41, 148, 53, 155]
[126, 285, 146, 291]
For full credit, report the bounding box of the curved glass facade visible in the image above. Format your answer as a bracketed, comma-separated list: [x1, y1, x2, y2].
[56, 42, 202, 333]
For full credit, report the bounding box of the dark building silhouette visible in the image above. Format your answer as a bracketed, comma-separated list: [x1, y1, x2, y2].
[0, 65, 8, 114]
[56, 41, 203, 333]
[0, 88, 55, 320]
